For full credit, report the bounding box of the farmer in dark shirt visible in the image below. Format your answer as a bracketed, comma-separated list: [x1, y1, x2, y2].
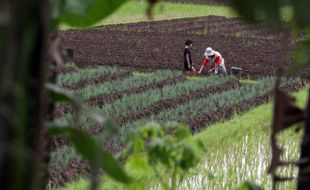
[184, 39, 196, 73]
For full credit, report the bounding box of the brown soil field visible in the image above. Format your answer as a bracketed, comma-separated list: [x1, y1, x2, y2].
[61, 16, 306, 79]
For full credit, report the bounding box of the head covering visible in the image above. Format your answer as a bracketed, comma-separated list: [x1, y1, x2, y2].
[205, 47, 215, 57]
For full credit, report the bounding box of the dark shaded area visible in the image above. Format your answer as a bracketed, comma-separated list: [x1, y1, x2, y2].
[0, 0, 51, 190]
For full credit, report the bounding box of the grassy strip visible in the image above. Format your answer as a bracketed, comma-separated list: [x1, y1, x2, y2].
[60, 1, 237, 30]
[56, 66, 124, 86]
[240, 79, 258, 84]
[55, 88, 308, 190]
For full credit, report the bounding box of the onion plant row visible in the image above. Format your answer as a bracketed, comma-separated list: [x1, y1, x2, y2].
[70, 70, 182, 100]
[59, 75, 236, 129]
[125, 76, 302, 128]
[56, 66, 125, 86]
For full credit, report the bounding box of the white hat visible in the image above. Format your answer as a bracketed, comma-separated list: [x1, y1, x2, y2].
[205, 47, 215, 57]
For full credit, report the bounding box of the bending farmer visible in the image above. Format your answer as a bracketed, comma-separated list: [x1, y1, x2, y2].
[184, 39, 196, 73]
[198, 47, 227, 75]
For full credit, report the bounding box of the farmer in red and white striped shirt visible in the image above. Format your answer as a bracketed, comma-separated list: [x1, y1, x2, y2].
[198, 47, 227, 75]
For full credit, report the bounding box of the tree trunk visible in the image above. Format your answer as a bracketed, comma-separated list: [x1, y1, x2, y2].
[0, 0, 49, 190]
[298, 89, 310, 190]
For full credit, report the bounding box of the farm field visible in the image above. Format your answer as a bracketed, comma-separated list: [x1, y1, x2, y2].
[61, 15, 306, 79]
[49, 65, 305, 187]
[50, 1, 309, 189]
[2, 0, 310, 189]
[60, 89, 307, 190]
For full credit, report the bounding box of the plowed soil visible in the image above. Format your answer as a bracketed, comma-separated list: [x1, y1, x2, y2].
[61, 16, 307, 78]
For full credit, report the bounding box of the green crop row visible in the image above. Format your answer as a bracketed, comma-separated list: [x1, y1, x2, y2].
[59, 75, 236, 129]
[71, 70, 182, 100]
[56, 66, 125, 86]
[124, 76, 302, 129]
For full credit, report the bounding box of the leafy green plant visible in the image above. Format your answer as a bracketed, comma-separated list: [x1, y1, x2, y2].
[123, 122, 205, 190]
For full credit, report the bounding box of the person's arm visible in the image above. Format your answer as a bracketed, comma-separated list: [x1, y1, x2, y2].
[191, 65, 196, 73]
[208, 63, 218, 73]
[198, 58, 208, 74]
[208, 56, 221, 73]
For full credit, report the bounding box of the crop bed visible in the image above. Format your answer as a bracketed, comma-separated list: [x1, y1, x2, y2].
[61, 15, 307, 78]
[49, 66, 304, 187]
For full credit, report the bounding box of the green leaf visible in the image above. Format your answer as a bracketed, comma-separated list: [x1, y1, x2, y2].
[232, 0, 282, 26]
[286, 39, 310, 77]
[83, 106, 107, 124]
[100, 149, 132, 183]
[196, 139, 207, 152]
[174, 125, 191, 140]
[61, 0, 128, 27]
[64, 0, 93, 15]
[292, 0, 310, 28]
[70, 129, 98, 161]
[126, 153, 149, 171]
[47, 124, 73, 136]
[45, 83, 78, 104]
[234, 181, 263, 190]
